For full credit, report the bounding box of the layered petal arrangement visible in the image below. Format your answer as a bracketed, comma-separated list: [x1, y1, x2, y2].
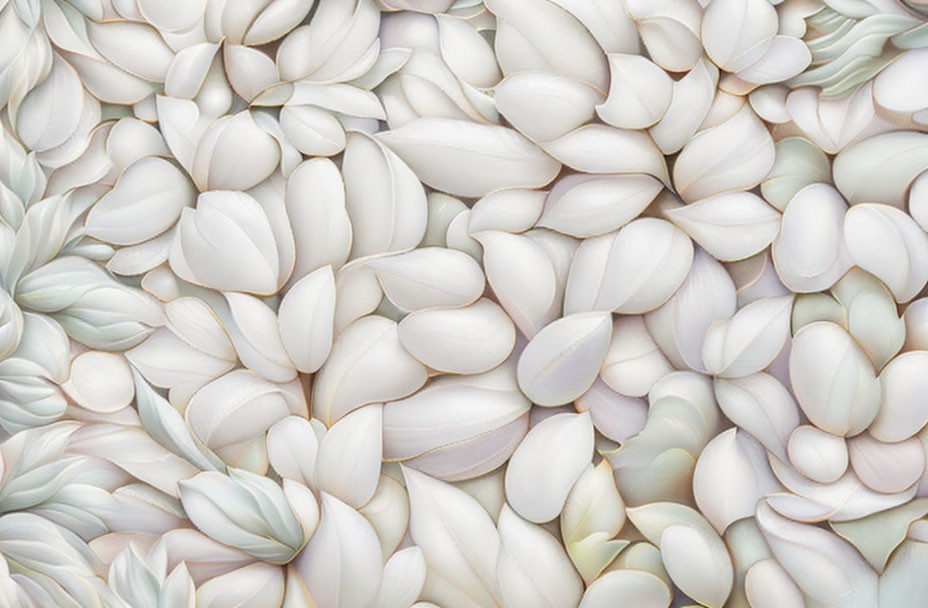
[1, 0, 928, 606]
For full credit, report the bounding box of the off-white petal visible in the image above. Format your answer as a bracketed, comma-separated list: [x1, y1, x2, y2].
[63, 351, 134, 414]
[649, 56, 719, 155]
[878, 539, 928, 608]
[542, 125, 669, 183]
[312, 315, 427, 426]
[316, 405, 383, 508]
[673, 105, 775, 202]
[665, 191, 780, 262]
[848, 434, 925, 494]
[578, 569, 671, 608]
[371, 547, 427, 608]
[622, 0, 703, 72]
[494, 72, 602, 143]
[787, 425, 848, 484]
[375, 118, 561, 197]
[398, 299, 515, 375]
[280, 105, 346, 157]
[366, 248, 485, 312]
[744, 559, 805, 608]
[539, 174, 663, 238]
[844, 203, 928, 303]
[223, 292, 296, 383]
[278, 266, 336, 374]
[16, 54, 84, 152]
[600, 316, 673, 398]
[468, 189, 546, 236]
[266, 416, 318, 488]
[760, 137, 833, 212]
[505, 412, 593, 523]
[517, 312, 613, 406]
[714, 373, 799, 462]
[870, 352, 928, 442]
[660, 524, 734, 608]
[191, 111, 280, 192]
[701, 295, 793, 378]
[833, 131, 928, 208]
[196, 563, 284, 608]
[293, 492, 383, 608]
[403, 467, 501, 608]
[736, 35, 811, 85]
[87, 20, 174, 82]
[789, 322, 880, 437]
[597, 54, 673, 129]
[700, 0, 777, 72]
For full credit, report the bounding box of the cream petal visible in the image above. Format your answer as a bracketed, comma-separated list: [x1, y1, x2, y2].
[701, 295, 793, 378]
[577, 379, 649, 444]
[196, 563, 284, 608]
[565, 219, 694, 315]
[673, 105, 775, 203]
[476, 230, 557, 338]
[333, 261, 383, 334]
[844, 203, 928, 303]
[312, 315, 427, 426]
[279, 105, 346, 157]
[278, 265, 336, 374]
[542, 124, 669, 183]
[848, 434, 925, 494]
[693, 428, 781, 535]
[578, 569, 671, 608]
[398, 299, 515, 375]
[787, 425, 848, 484]
[600, 316, 673, 398]
[771, 183, 852, 293]
[755, 499, 878, 608]
[497, 504, 584, 608]
[494, 72, 602, 143]
[539, 174, 663, 238]
[714, 373, 799, 462]
[760, 137, 833, 213]
[223, 292, 296, 383]
[468, 189, 546, 236]
[874, 49, 928, 114]
[375, 118, 561, 197]
[293, 492, 383, 608]
[403, 467, 501, 608]
[789, 322, 881, 437]
[191, 111, 280, 192]
[736, 35, 810, 85]
[504, 412, 593, 523]
[597, 54, 673, 129]
[360, 475, 410, 560]
[87, 20, 174, 82]
[622, 0, 703, 72]
[517, 312, 613, 406]
[266, 416, 318, 488]
[315, 404, 383, 509]
[870, 352, 928, 442]
[366, 248, 485, 312]
[744, 559, 805, 608]
[665, 191, 780, 262]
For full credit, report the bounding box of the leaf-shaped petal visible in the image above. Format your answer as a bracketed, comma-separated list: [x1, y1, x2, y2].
[278, 265, 336, 374]
[539, 174, 663, 238]
[494, 72, 602, 143]
[365, 248, 485, 312]
[701, 295, 793, 378]
[315, 404, 382, 509]
[596, 54, 673, 129]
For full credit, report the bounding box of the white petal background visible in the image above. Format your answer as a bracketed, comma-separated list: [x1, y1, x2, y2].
[0, 0, 928, 606]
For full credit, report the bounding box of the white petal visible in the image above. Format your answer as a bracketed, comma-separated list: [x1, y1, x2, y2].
[398, 299, 515, 375]
[844, 203, 928, 302]
[848, 434, 925, 494]
[601, 316, 674, 397]
[360, 475, 411, 560]
[542, 124, 669, 182]
[700, 0, 777, 72]
[578, 570, 671, 608]
[665, 191, 780, 262]
[649, 56, 719, 155]
[736, 35, 811, 85]
[771, 183, 853, 293]
[504, 412, 593, 523]
[16, 54, 84, 152]
[196, 563, 284, 608]
[293, 493, 383, 608]
[870, 352, 928, 442]
[693, 428, 781, 535]
[285, 158, 352, 280]
[517, 312, 613, 406]
[874, 48, 928, 113]
[316, 404, 382, 509]
[87, 20, 174, 82]
[138, 0, 206, 32]
[833, 130, 928, 208]
[223, 45, 279, 102]
[744, 559, 805, 608]
[714, 373, 799, 462]
[223, 292, 296, 383]
[564, 219, 693, 315]
[63, 351, 134, 414]
[494, 72, 602, 143]
[476, 230, 557, 338]
[701, 295, 793, 378]
[266, 416, 319, 488]
[312, 315, 427, 426]
[660, 524, 734, 608]
[278, 266, 336, 374]
[760, 137, 833, 212]
[672, 105, 775, 202]
[375, 118, 561, 197]
[756, 499, 878, 608]
[191, 111, 280, 192]
[578, 379, 648, 443]
[403, 467, 501, 608]
[342, 131, 427, 258]
[496, 504, 583, 608]
[486, 0, 609, 91]
[879, 539, 928, 608]
[371, 547, 427, 608]
[468, 189, 546, 236]
[366, 248, 485, 312]
[789, 322, 880, 437]
[597, 54, 673, 129]
[539, 174, 663, 238]
[280, 105, 346, 156]
[622, 0, 703, 72]
[787, 425, 848, 484]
